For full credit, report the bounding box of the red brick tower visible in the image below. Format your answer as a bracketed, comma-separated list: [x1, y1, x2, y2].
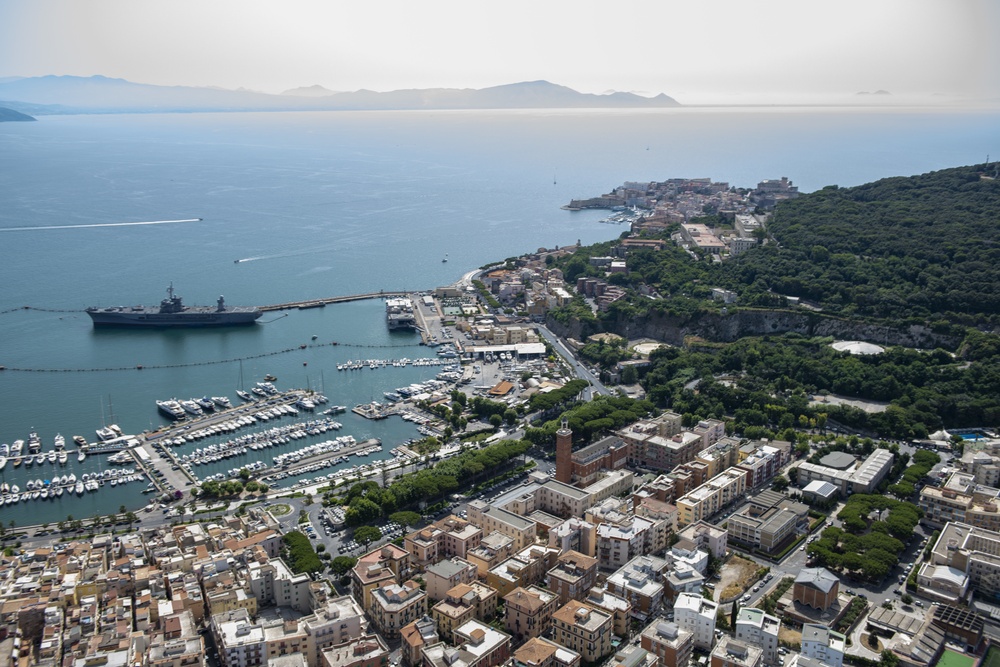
[555, 418, 573, 484]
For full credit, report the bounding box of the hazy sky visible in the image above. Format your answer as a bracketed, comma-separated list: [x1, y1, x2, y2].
[1, 0, 998, 103]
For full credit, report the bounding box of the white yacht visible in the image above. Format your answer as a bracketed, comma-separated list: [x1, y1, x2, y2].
[54, 433, 65, 450]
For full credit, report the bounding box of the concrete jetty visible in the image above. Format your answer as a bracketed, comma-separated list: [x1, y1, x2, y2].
[259, 291, 412, 312]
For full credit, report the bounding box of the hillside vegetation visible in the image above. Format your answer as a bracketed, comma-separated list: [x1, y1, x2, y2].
[555, 163, 1000, 330]
[547, 164, 1000, 439]
[725, 164, 1000, 324]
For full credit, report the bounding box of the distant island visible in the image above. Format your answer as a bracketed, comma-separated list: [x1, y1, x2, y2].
[0, 106, 35, 122]
[0, 75, 681, 115]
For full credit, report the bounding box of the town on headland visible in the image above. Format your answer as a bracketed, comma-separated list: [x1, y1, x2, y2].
[3, 163, 1000, 667]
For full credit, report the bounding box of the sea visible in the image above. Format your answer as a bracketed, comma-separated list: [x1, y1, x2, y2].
[0, 105, 998, 527]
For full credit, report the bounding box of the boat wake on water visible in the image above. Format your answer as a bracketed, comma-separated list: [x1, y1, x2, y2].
[0, 218, 202, 232]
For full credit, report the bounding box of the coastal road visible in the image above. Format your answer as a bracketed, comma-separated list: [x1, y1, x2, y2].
[536, 324, 611, 398]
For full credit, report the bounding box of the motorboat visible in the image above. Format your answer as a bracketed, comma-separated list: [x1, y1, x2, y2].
[53, 433, 65, 450]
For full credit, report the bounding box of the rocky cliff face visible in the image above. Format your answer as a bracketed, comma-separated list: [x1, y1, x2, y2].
[547, 308, 961, 350]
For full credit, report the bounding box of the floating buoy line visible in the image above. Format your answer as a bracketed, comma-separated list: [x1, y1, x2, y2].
[0, 341, 431, 374]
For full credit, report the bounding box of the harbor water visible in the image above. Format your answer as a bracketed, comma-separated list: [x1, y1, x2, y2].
[1, 106, 998, 525]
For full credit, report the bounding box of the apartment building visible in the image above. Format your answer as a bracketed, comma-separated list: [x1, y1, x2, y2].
[550, 601, 614, 664]
[486, 546, 560, 598]
[800, 624, 845, 667]
[675, 469, 748, 528]
[548, 518, 597, 558]
[710, 639, 762, 667]
[351, 545, 411, 611]
[673, 593, 717, 651]
[467, 501, 537, 550]
[321, 635, 390, 667]
[676, 522, 727, 560]
[467, 532, 516, 577]
[545, 551, 598, 604]
[404, 517, 483, 571]
[504, 586, 560, 645]
[422, 620, 512, 667]
[641, 621, 693, 667]
[735, 608, 780, 665]
[585, 587, 632, 638]
[596, 516, 656, 571]
[512, 636, 581, 667]
[368, 580, 428, 640]
[605, 555, 668, 620]
[424, 558, 478, 602]
[431, 582, 498, 643]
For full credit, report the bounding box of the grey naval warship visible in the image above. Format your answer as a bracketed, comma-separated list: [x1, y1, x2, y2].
[86, 283, 262, 328]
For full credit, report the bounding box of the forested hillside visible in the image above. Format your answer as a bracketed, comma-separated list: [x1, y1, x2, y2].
[723, 164, 1000, 324]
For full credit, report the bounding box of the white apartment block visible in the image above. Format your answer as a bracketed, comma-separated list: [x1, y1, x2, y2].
[800, 624, 845, 667]
[673, 592, 717, 651]
[735, 608, 780, 665]
[676, 469, 747, 527]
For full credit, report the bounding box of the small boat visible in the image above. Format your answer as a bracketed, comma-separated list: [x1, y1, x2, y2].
[54, 434, 65, 450]
[237, 390, 253, 402]
[54, 486, 63, 498]
[75, 481, 84, 496]
[0, 456, 6, 471]
[78, 450, 86, 463]
[57, 451, 68, 465]
[212, 396, 233, 409]
[47, 451, 57, 463]
[72, 435, 87, 449]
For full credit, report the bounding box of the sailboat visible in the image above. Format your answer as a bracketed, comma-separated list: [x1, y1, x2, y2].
[236, 360, 253, 402]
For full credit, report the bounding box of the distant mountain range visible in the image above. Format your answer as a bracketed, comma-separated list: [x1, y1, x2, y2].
[0, 75, 681, 114]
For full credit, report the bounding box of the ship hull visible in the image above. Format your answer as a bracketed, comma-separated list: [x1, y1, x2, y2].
[87, 310, 261, 328]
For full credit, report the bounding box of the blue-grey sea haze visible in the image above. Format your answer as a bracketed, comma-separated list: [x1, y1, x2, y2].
[0, 107, 997, 525]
